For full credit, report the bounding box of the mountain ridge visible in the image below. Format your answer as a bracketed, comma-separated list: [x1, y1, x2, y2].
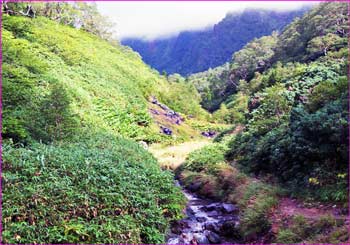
[122, 7, 309, 75]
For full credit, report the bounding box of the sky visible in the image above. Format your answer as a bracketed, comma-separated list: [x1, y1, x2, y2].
[96, 1, 319, 40]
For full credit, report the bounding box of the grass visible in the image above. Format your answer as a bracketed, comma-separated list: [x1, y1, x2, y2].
[149, 139, 210, 170]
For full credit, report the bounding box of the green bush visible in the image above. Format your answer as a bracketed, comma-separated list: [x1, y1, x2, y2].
[2, 132, 185, 244]
[276, 229, 300, 244]
[184, 143, 228, 173]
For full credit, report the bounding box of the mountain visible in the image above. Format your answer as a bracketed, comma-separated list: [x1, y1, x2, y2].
[122, 8, 308, 76]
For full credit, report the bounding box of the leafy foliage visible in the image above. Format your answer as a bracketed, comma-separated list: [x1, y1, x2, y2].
[3, 2, 115, 40]
[2, 133, 185, 243]
[226, 27, 348, 203]
[2, 15, 205, 144]
[2, 13, 199, 244]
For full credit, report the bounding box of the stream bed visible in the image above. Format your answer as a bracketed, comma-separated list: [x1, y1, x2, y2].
[166, 181, 240, 244]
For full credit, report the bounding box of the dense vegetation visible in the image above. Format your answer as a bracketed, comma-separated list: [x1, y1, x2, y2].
[190, 1, 349, 202]
[1, 5, 207, 243]
[3, 133, 185, 243]
[2, 13, 206, 145]
[2, 1, 349, 244]
[221, 2, 349, 203]
[122, 8, 307, 76]
[178, 2, 349, 243]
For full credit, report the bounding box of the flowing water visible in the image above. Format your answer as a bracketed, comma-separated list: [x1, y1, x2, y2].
[166, 181, 240, 244]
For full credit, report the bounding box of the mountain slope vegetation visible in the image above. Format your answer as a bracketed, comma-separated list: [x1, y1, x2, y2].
[2, 14, 206, 144]
[122, 8, 307, 76]
[2, 1, 349, 244]
[1, 5, 206, 243]
[179, 2, 349, 243]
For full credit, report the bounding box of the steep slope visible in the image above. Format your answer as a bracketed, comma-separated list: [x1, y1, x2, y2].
[189, 2, 348, 112]
[2, 15, 206, 145]
[122, 8, 308, 76]
[2, 14, 206, 244]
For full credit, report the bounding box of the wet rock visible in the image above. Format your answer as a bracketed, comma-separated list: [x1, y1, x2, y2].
[205, 231, 221, 244]
[181, 233, 194, 243]
[220, 220, 237, 236]
[167, 237, 180, 244]
[188, 182, 201, 192]
[204, 222, 221, 233]
[222, 203, 237, 213]
[207, 210, 220, 217]
[171, 220, 190, 234]
[186, 206, 195, 216]
[194, 233, 210, 244]
[196, 216, 207, 222]
[203, 203, 220, 212]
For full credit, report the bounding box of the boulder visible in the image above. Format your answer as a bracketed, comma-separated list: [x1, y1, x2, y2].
[188, 182, 201, 192]
[194, 233, 210, 244]
[207, 210, 220, 217]
[219, 220, 237, 236]
[203, 203, 220, 212]
[204, 222, 221, 233]
[205, 231, 221, 244]
[222, 203, 237, 213]
[196, 216, 207, 222]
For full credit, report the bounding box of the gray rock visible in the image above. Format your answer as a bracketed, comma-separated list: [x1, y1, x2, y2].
[220, 220, 237, 236]
[138, 141, 148, 150]
[207, 210, 220, 217]
[167, 237, 181, 244]
[203, 203, 220, 211]
[188, 182, 201, 192]
[222, 203, 237, 213]
[196, 216, 207, 222]
[204, 222, 220, 233]
[205, 231, 221, 244]
[194, 233, 210, 244]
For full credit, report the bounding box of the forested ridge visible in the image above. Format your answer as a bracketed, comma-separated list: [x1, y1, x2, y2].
[2, 1, 349, 244]
[122, 7, 308, 76]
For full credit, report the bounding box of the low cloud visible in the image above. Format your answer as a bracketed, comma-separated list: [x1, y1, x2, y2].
[97, 1, 318, 40]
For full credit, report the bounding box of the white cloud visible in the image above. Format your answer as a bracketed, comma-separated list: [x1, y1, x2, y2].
[96, 1, 319, 40]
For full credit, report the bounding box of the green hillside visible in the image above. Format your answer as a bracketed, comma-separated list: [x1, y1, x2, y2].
[2, 2, 349, 244]
[2, 13, 206, 243]
[2, 15, 206, 144]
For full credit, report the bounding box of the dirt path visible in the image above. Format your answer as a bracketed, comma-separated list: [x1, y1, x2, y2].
[270, 197, 349, 235]
[149, 140, 210, 170]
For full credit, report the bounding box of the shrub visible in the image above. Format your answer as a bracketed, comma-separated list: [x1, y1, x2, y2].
[276, 229, 300, 244]
[2, 132, 185, 244]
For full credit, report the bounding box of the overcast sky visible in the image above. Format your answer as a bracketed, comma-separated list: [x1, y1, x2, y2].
[96, 1, 319, 40]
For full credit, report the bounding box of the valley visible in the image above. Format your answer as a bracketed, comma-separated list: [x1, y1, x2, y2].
[1, 1, 349, 244]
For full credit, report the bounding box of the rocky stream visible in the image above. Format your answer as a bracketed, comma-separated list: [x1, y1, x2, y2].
[166, 181, 240, 244]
